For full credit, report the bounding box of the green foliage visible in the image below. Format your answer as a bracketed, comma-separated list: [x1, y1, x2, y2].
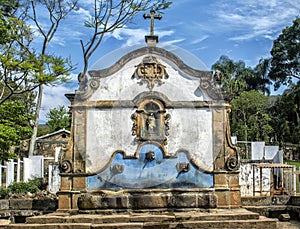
[27, 177, 43, 190]
[0, 188, 9, 198]
[7, 181, 39, 194]
[212, 55, 271, 99]
[212, 55, 247, 97]
[46, 105, 71, 132]
[37, 125, 50, 137]
[3, 177, 43, 196]
[0, 0, 19, 44]
[230, 90, 273, 143]
[0, 0, 19, 16]
[0, 100, 32, 161]
[269, 81, 300, 144]
[35, 55, 72, 85]
[269, 17, 300, 89]
[0, 2, 74, 105]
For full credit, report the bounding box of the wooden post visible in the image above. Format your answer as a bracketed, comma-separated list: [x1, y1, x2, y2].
[292, 166, 295, 195]
[17, 158, 22, 182]
[253, 165, 255, 196]
[270, 167, 274, 196]
[0, 164, 2, 188]
[260, 167, 263, 196]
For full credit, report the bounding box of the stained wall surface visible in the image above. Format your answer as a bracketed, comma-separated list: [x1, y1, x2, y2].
[74, 50, 224, 190]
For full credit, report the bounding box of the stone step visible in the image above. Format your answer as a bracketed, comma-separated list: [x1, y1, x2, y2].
[2, 217, 277, 229]
[25, 208, 260, 224]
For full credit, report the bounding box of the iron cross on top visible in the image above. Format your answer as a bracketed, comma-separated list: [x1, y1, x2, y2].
[143, 9, 162, 36]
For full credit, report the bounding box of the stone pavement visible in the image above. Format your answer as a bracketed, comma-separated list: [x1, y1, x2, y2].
[277, 220, 300, 229]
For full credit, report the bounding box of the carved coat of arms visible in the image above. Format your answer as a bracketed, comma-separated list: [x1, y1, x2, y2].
[132, 56, 169, 91]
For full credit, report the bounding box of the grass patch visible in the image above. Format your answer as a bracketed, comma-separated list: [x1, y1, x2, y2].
[285, 161, 300, 170]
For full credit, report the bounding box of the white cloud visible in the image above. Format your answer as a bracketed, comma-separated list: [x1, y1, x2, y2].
[190, 35, 209, 45]
[213, 0, 299, 41]
[109, 27, 174, 48]
[111, 27, 146, 46]
[160, 39, 186, 47]
[40, 74, 78, 123]
[158, 30, 174, 38]
[194, 46, 208, 51]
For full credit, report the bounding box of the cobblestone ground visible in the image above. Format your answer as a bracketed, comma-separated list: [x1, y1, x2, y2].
[277, 220, 300, 229]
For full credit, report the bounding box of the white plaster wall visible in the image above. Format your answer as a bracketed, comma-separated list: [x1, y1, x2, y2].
[86, 107, 213, 173]
[239, 162, 271, 196]
[88, 55, 209, 102]
[86, 108, 136, 173]
[85, 54, 214, 174]
[167, 108, 213, 172]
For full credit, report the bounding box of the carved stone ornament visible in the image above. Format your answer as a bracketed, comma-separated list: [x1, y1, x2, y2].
[131, 99, 170, 145]
[76, 72, 100, 100]
[58, 145, 73, 173]
[145, 151, 155, 162]
[132, 56, 169, 91]
[110, 163, 124, 175]
[224, 109, 240, 171]
[60, 160, 73, 173]
[176, 162, 190, 174]
[225, 155, 239, 171]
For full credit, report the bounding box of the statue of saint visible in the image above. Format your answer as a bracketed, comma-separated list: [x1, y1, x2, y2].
[146, 113, 156, 131]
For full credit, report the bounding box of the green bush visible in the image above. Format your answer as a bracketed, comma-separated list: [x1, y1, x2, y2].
[0, 188, 9, 198]
[27, 177, 43, 190]
[5, 177, 43, 195]
[7, 181, 39, 194]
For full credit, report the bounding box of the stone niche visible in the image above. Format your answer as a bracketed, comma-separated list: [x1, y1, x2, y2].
[59, 46, 240, 211]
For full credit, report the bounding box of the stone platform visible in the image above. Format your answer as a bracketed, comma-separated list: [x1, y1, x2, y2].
[77, 189, 217, 210]
[1, 208, 278, 228]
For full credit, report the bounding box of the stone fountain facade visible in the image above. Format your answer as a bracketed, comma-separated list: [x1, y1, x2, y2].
[58, 35, 240, 211]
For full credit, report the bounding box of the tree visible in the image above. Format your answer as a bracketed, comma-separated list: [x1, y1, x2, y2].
[0, 0, 74, 106]
[0, 1, 41, 104]
[0, 0, 16, 43]
[269, 81, 300, 144]
[46, 105, 71, 132]
[211, 55, 247, 98]
[21, 0, 78, 156]
[212, 55, 271, 99]
[0, 100, 32, 161]
[269, 17, 300, 90]
[252, 58, 271, 95]
[230, 90, 273, 157]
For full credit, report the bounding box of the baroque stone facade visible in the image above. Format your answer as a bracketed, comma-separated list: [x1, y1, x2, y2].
[59, 38, 240, 210]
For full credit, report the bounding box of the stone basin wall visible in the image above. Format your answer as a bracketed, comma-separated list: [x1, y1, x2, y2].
[0, 199, 58, 222]
[241, 196, 290, 206]
[78, 189, 218, 212]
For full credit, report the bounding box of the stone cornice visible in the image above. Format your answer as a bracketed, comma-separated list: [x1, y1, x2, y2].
[70, 100, 229, 109]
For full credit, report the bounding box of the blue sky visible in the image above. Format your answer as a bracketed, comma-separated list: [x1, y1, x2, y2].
[38, 0, 300, 122]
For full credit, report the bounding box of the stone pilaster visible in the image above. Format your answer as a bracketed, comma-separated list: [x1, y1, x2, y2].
[214, 171, 241, 208]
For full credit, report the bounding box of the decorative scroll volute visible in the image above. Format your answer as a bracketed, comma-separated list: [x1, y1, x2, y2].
[132, 56, 169, 91]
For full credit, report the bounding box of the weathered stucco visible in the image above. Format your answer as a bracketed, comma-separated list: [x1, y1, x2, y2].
[86, 107, 213, 174]
[88, 56, 208, 102]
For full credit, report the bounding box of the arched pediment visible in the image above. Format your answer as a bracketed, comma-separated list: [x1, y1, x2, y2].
[84, 46, 223, 101]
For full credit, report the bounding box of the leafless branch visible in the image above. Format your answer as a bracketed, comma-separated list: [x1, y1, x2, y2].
[80, 0, 170, 77]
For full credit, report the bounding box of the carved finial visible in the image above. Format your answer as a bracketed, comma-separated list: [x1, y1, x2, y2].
[143, 9, 162, 36]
